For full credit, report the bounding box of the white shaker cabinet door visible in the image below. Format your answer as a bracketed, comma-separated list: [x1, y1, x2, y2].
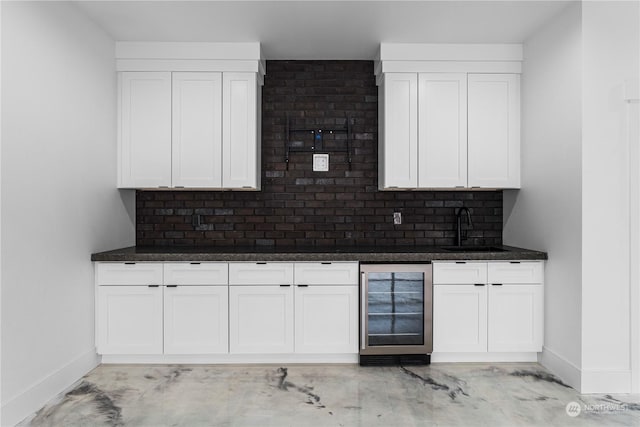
[433, 284, 488, 352]
[97, 286, 163, 354]
[418, 73, 467, 188]
[467, 74, 520, 188]
[118, 72, 172, 188]
[229, 285, 294, 353]
[164, 285, 229, 354]
[294, 285, 358, 353]
[222, 72, 260, 190]
[172, 72, 223, 188]
[379, 73, 418, 189]
[488, 284, 543, 352]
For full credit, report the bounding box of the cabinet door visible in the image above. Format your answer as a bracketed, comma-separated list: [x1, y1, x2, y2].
[118, 72, 171, 188]
[97, 286, 163, 354]
[229, 285, 294, 353]
[172, 72, 223, 188]
[379, 73, 418, 189]
[294, 285, 358, 353]
[433, 284, 487, 352]
[468, 74, 520, 188]
[222, 72, 259, 189]
[488, 284, 543, 352]
[418, 73, 467, 188]
[164, 286, 228, 354]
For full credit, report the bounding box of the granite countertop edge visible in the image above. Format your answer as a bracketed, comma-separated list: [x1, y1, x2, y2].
[91, 245, 548, 262]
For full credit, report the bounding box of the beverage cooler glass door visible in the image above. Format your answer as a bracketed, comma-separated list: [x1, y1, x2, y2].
[360, 264, 432, 355]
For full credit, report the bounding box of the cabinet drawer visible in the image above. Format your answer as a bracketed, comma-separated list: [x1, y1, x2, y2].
[488, 262, 543, 284]
[164, 263, 228, 285]
[433, 262, 487, 285]
[229, 263, 294, 285]
[294, 262, 359, 286]
[96, 263, 163, 286]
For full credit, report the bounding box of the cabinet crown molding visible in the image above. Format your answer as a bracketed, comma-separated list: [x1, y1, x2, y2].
[115, 42, 266, 78]
[374, 43, 523, 78]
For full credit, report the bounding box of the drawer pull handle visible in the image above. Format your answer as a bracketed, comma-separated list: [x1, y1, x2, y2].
[297, 284, 309, 287]
[510, 261, 521, 264]
[455, 261, 466, 264]
[321, 262, 332, 265]
[279, 284, 291, 287]
[167, 285, 178, 288]
[474, 283, 485, 287]
[190, 262, 201, 265]
[492, 283, 503, 286]
[124, 262, 136, 265]
[148, 285, 159, 288]
[256, 262, 267, 265]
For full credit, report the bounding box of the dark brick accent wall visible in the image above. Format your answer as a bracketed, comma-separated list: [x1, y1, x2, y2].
[136, 60, 503, 247]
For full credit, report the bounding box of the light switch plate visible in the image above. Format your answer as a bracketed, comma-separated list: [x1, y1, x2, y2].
[313, 154, 329, 172]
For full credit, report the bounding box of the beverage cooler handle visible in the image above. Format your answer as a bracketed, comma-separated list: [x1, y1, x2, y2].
[361, 272, 366, 350]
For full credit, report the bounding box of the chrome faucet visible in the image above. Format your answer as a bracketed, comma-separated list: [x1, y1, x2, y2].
[455, 206, 473, 246]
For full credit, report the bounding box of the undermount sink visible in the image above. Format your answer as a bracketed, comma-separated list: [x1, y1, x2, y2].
[440, 246, 507, 252]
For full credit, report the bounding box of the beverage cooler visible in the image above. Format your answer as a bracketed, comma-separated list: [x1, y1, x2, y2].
[359, 263, 433, 365]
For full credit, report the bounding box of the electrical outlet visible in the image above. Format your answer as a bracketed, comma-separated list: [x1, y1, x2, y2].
[393, 212, 402, 225]
[313, 154, 329, 172]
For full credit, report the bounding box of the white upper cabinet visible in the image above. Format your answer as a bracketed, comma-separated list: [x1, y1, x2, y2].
[172, 72, 223, 188]
[375, 43, 522, 190]
[468, 74, 520, 188]
[118, 72, 172, 188]
[116, 42, 264, 190]
[378, 73, 418, 189]
[418, 73, 468, 188]
[223, 72, 260, 189]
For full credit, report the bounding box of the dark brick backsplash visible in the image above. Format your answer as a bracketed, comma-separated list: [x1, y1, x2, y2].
[136, 60, 503, 247]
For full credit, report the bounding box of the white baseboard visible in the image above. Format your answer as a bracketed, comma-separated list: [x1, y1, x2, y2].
[430, 352, 538, 363]
[1, 350, 99, 427]
[101, 353, 359, 365]
[539, 346, 581, 391]
[581, 369, 632, 394]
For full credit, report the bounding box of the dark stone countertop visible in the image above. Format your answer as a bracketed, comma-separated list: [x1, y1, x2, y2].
[91, 245, 547, 262]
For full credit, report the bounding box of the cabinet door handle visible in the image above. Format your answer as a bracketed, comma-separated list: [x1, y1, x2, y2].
[166, 285, 178, 288]
[492, 283, 503, 286]
[297, 284, 309, 287]
[279, 284, 291, 287]
[474, 283, 485, 287]
[148, 285, 159, 288]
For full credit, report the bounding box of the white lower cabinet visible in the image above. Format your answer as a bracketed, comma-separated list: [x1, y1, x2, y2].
[97, 286, 163, 355]
[95, 261, 362, 360]
[229, 285, 294, 354]
[164, 286, 229, 354]
[433, 284, 487, 352]
[294, 285, 358, 353]
[488, 284, 543, 352]
[433, 261, 544, 356]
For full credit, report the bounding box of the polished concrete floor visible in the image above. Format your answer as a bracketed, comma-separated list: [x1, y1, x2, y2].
[20, 363, 640, 427]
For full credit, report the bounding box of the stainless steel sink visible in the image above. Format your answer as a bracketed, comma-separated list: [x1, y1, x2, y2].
[440, 246, 507, 252]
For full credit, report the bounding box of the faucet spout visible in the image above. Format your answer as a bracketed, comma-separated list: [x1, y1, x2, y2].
[455, 206, 473, 246]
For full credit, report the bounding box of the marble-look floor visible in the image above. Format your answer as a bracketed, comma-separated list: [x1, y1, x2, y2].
[20, 363, 640, 427]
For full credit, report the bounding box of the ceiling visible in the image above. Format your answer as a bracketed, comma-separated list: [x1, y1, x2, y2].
[74, 0, 572, 60]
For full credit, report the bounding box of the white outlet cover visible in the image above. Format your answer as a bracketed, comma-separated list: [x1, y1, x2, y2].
[313, 154, 329, 172]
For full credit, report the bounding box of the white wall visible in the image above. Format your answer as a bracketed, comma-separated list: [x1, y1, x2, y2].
[1, 2, 134, 425]
[581, 0, 639, 393]
[503, 2, 583, 389]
